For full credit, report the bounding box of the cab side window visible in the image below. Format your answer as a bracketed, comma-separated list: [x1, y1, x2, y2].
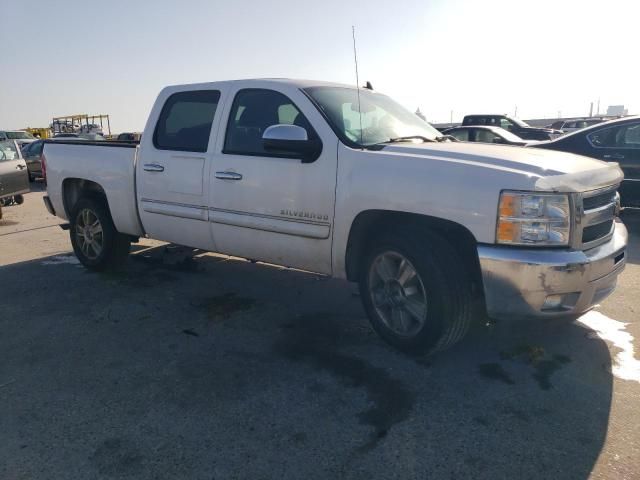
[224, 89, 315, 157]
[588, 123, 640, 149]
[153, 90, 220, 153]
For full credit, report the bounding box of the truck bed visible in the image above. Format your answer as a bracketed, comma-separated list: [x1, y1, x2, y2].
[43, 140, 144, 237]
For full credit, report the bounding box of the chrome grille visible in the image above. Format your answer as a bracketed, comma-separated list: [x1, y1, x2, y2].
[582, 190, 617, 211]
[575, 186, 619, 250]
[582, 220, 614, 243]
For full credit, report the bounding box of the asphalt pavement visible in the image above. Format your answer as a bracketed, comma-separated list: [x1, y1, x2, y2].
[1, 185, 639, 480]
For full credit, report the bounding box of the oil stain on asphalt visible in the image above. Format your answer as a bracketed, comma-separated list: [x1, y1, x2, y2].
[204, 293, 257, 321]
[479, 345, 572, 390]
[274, 314, 416, 454]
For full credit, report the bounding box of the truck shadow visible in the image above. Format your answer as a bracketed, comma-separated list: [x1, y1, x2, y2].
[0, 245, 615, 479]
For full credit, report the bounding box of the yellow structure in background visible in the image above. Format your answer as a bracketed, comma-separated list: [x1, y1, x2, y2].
[24, 127, 51, 139]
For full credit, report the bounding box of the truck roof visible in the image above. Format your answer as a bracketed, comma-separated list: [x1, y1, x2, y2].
[163, 78, 358, 92]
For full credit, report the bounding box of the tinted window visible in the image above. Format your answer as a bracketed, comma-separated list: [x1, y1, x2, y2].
[621, 124, 640, 148]
[224, 89, 314, 156]
[154, 90, 220, 152]
[588, 123, 640, 149]
[449, 129, 469, 141]
[476, 129, 499, 143]
[499, 118, 514, 130]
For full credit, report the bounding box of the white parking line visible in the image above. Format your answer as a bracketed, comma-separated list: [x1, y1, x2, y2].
[578, 310, 640, 382]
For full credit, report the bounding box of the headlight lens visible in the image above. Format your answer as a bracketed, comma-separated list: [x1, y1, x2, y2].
[496, 191, 571, 246]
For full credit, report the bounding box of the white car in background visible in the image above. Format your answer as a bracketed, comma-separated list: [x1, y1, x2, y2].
[0, 130, 37, 148]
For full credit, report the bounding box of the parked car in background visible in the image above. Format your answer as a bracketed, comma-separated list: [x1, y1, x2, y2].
[462, 114, 562, 141]
[21, 140, 45, 181]
[530, 116, 640, 207]
[0, 140, 29, 202]
[42, 78, 627, 354]
[116, 132, 142, 142]
[441, 126, 529, 145]
[0, 130, 37, 148]
[22, 134, 107, 181]
[548, 118, 607, 133]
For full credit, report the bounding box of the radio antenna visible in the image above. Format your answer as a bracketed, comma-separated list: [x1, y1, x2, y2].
[352, 26, 364, 148]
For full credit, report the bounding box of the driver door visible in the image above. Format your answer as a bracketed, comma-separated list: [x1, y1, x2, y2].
[209, 86, 338, 274]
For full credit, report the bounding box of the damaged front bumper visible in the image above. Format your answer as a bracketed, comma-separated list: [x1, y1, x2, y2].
[478, 220, 627, 320]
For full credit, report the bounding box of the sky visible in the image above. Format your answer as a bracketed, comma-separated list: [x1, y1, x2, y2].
[1, 0, 638, 132]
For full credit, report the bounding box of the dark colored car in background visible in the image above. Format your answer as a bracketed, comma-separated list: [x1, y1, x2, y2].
[116, 132, 142, 142]
[21, 133, 107, 182]
[442, 125, 529, 145]
[547, 118, 608, 133]
[462, 114, 562, 141]
[21, 140, 45, 181]
[530, 116, 640, 207]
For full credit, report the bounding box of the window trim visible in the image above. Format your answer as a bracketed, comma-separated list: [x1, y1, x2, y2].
[152, 89, 221, 153]
[222, 88, 322, 161]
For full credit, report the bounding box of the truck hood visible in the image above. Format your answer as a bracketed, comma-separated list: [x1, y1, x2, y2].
[380, 142, 623, 192]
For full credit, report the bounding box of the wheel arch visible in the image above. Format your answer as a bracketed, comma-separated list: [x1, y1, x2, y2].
[344, 210, 483, 291]
[62, 178, 109, 219]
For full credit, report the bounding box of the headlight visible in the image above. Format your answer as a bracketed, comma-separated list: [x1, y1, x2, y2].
[496, 191, 571, 246]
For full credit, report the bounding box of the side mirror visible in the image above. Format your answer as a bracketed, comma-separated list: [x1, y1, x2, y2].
[262, 124, 322, 163]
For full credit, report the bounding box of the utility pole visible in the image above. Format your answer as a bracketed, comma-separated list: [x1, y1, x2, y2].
[514, 106, 518, 117]
[597, 98, 600, 116]
[589, 102, 594, 117]
[450, 110, 453, 125]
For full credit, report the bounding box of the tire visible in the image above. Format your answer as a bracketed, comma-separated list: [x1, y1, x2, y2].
[359, 228, 472, 354]
[14, 195, 24, 205]
[70, 196, 130, 271]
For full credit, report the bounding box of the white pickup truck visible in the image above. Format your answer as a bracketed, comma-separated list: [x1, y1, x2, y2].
[42, 79, 628, 353]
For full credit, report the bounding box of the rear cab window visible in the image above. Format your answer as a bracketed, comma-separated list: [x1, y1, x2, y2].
[153, 90, 221, 152]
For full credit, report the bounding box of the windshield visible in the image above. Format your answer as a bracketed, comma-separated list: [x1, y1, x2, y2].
[510, 117, 529, 127]
[304, 86, 441, 146]
[0, 140, 20, 160]
[6, 131, 35, 140]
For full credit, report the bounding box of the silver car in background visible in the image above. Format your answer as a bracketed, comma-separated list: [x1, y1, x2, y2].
[0, 140, 29, 203]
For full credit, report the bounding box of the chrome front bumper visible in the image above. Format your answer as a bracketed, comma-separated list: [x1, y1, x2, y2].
[478, 220, 627, 320]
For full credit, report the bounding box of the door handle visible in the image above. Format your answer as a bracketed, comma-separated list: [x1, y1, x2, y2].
[603, 154, 624, 160]
[143, 163, 165, 172]
[215, 171, 243, 180]
[16, 164, 26, 170]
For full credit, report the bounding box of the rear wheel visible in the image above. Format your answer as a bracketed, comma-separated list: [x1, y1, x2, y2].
[70, 197, 130, 271]
[359, 229, 472, 354]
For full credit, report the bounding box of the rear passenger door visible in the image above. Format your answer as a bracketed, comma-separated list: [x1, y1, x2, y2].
[137, 88, 225, 249]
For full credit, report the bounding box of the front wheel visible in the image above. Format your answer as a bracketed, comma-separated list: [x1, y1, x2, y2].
[359, 229, 472, 354]
[70, 197, 130, 271]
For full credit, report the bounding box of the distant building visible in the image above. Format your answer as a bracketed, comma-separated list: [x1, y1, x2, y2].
[606, 105, 628, 116]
